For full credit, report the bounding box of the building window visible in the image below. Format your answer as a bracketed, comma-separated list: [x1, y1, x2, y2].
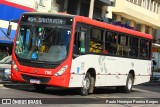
[135, 23, 141, 32]
[150, 1, 153, 11]
[152, 28, 156, 42]
[134, 0, 137, 4]
[143, 0, 146, 8]
[121, 17, 131, 27]
[127, 0, 134, 3]
[112, 13, 117, 22]
[138, 0, 142, 6]
[145, 25, 149, 34]
[158, 4, 160, 13]
[147, 1, 151, 9]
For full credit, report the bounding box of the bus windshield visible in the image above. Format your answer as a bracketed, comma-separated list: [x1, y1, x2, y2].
[15, 24, 71, 63]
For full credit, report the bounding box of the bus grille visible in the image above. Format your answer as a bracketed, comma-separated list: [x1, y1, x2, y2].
[18, 61, 57, 69]
[21, 74, 51, 83]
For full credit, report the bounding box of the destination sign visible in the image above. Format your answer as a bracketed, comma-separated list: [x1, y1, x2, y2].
[20, 14, 73, 25]
[27, 17, 64, 24]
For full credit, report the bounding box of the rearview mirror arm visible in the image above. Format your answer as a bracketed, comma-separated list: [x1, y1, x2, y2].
[0, 27, 11, 40]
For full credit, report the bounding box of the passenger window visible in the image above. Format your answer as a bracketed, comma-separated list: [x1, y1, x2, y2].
[117, 34, 129, 56]
[105, 32, 117, 55]
[129, 37, 139, 58]
[90, 28, 104, 54]
[140, 39, 149, 59]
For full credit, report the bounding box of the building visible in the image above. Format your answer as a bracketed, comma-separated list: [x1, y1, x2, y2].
[35, 0, 115, 19]
[0, 0, 34, 59]
[108, 0, 160, 42]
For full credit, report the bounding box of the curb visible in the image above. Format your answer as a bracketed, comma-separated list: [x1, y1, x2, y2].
[141, 82, 160, 87]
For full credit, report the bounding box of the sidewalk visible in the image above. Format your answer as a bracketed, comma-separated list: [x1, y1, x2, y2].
[140, 81, 160, 87]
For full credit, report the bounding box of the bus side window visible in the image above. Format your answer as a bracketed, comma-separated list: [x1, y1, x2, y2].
[79, 31, 86, 53]
[105, 32, 117, 55]
[74, 31, 86, 53]
[140, 39, 148, 59]
[90, 28, 103, 53]
[129, 37, 138, 58]
[117, 34, 129, 56]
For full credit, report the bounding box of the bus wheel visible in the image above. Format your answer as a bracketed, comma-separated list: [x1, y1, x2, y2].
[34, 84, 46, 91]
[81, 73, 93, 96]
[121, 73, 134, 93]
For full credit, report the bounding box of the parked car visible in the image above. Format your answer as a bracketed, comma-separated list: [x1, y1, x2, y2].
[0, 56, 11, 82]
[151, 72, 160, 81]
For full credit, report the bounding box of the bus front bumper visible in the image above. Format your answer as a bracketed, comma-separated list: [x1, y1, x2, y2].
[11, 68, 70, 88]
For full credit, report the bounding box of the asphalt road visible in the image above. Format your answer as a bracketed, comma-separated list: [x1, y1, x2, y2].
[0, 83, 160, 107]
[0, 69, 3, 82]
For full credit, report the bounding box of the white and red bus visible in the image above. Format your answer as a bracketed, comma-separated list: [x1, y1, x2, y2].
[9, 12, 152, 95]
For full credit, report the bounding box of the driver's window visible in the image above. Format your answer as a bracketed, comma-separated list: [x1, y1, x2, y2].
[74, 31, 86, 53]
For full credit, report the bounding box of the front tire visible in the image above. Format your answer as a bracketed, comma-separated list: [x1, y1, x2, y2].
[80, 73, 94, 96]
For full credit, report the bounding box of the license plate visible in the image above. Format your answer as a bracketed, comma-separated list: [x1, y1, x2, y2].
[30, 79, 40, 84]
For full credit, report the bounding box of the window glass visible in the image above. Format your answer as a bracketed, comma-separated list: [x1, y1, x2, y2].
[117, 34, 129, 56]
[129, 37, 139, 57]
[105, 31, 117, 55]
[90, 28, 103, 53]
[74, 31, 86, 54]
[140, 39, 149, 59]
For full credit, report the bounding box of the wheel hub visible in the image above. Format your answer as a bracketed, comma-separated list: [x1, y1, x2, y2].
[83, 78, 90, 90]
[128, 78, 132, 90]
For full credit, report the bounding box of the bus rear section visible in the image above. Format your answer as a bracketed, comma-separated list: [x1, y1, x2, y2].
[68, 16, 152, 95]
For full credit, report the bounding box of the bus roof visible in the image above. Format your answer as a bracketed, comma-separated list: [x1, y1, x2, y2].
[21, 12, 152, 40]
[74, 16, 153, 40]
[22, 12, 75, 18]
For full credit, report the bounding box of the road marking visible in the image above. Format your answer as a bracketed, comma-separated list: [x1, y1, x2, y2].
[90, 95, 121, 99]
[133, 88, 155, 93]
[0, 87, 9, 89]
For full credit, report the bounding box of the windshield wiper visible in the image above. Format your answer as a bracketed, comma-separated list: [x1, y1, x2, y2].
[30, 60, 60, 65]
[0, 27, 12, 40]
[17, 56, 60, 65]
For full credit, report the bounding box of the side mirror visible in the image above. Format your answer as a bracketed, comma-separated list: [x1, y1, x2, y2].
[7, 19, 19, 36]
[7, 24, 12, 36]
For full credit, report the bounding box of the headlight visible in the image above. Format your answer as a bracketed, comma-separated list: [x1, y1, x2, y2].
[54, 65, 68, 76]
[4, 68, 11, 74]
[4, 68, 11, 79]
[12, 60, 19, 72]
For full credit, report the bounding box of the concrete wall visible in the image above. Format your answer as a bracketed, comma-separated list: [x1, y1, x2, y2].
[110, 0, 160, 28]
